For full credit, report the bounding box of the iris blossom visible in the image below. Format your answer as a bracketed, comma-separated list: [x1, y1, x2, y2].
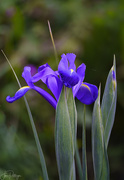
[6, 66, 57, 108]
[6, 53, 98, 108]
[58, 53, 98, 105]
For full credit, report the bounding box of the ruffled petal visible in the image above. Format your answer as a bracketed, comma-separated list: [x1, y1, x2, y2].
[33, 86, 57, 109]
[59, 69, 79, 88]
[46, 75, 63, 100]
[32, 66, 57, 84]
[58, 54, 68, 72]
[6, 86, 30, 103]
[38, 63, 50, 72]
[75, 82, 98, 105]
[73, 63, 86, 96]
[22, 66, 34, 87]
[66, 53, 76, 71]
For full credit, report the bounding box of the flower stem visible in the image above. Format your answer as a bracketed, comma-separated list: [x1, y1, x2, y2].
[82, 105, 88, 180]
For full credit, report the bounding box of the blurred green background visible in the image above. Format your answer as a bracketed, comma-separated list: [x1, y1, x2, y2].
[0, 0, 124, 179]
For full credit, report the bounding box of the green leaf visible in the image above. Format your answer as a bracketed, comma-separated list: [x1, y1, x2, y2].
[101, 57, 117, 148]
[100, 143, 109, 180]
[92, 87, 109, 180]
[66, 88, 77, 180]
[67, 88, 77, 149]
[55, 87, 74, 180]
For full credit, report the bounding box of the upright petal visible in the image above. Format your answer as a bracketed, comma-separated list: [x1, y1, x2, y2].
[75, 82, 98, 105]
[58, 54, 68, 72]
[66, 53, 76, 71]
[76, 63, 86, 80]
[73, 63, 86, 96]
[22, 66, 34, 87]
[6, 86, 30, 103]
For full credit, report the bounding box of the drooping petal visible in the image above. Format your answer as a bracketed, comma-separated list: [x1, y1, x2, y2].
[75, 82, 98, 105]
[66, 53, 76, 71]
[58, 54, 68, 72]
[33, 86, 57, 108]
[6, 86, 31, 103]
[59, 69, 79, 88]
[73, 63, 86, 96]
[22, 66, 34, 87]
[46, 75, 63, 100]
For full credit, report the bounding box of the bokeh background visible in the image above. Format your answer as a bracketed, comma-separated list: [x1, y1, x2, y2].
[0, 0, 124, 179]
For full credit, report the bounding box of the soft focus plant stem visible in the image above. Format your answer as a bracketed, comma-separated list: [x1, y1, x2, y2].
[75, 142, 83, 180]
[48, 20, 59, 65]
[82, 105, 88, 180]
[2, 50, 49, 180]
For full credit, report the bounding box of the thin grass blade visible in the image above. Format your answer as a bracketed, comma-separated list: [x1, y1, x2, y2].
[48, 20, 59, 65]
[2, 50, 49, 180]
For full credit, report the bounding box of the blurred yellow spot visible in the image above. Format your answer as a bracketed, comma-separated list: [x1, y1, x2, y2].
[113, 80, 116, 91]
[70, 69, 74, 73]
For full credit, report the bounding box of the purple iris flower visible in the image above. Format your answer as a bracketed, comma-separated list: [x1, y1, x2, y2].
[58, 53, 98, 105]
[6, 66, 57, 108]
[6, 53, 98, 108]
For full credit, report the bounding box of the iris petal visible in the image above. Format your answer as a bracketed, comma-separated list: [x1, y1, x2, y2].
[59, 69, 79, 88]
[58, 54, 68, 72]
[75, 82, 98, 105]
[46, 75, 63, 100]
[6, 86, 30, 103]
[66, 53, 76, 71]
[22, 67, 34, 87]
[32, 66, 57, 84]
[33, 86, 57, 108]
[73, 63, 86, 96]
[32, 65, 63, 100]
[38, 63, 50, 72]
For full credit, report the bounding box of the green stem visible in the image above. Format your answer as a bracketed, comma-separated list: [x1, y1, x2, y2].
[75, 142, 83, 180]
[2, 50, 49, 180]
[48, 20, 59, 65]
[82, 105, 88, 180]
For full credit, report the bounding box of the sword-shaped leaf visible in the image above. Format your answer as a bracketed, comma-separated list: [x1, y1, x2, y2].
[55, 87, 74, 180]
[101, 57, 117, 148]
[67, 88, 77, 180]
[92, 87, 110, 180]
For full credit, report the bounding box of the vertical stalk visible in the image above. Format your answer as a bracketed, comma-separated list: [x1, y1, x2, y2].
[82, 105, 88, 180]
[48, 20, 59, 65]
[75, 142, 83, 180]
